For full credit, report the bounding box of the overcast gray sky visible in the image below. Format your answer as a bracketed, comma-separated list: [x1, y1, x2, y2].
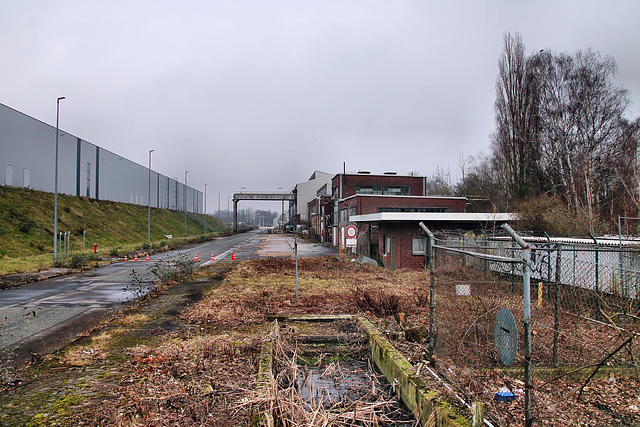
[2, 1, 639, 213]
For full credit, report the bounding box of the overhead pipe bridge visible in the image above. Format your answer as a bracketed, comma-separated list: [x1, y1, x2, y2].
[233, 192, 295, 231]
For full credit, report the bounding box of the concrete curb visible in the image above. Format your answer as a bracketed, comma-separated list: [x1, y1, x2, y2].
[357, 316, 470, 426]
[252, 315, 472, 427]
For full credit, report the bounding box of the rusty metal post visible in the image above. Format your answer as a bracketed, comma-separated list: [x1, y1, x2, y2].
[554, 244, 561, 367]
[502, 223, 532, 427]
[419, 222, 436, 365]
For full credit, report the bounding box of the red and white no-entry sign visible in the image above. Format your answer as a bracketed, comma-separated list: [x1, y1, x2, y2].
[346, 225, 357, 239]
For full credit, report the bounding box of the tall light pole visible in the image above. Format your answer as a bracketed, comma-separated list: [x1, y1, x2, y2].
[279, 187, 284, 231]
[147, 149, 154, 247]
[184, 170, 189, 241]
[204, 183, 208, 237]
[54, 96, 65, 264]
[218, 190, 221, 233]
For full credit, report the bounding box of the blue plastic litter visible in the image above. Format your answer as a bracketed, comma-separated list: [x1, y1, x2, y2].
[494, 391, 517, 402]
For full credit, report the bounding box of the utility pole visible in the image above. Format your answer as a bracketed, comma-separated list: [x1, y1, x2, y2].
[184, 170, 189, 241]
[53, 96, 65, 264]
[147, 149, 154, 247]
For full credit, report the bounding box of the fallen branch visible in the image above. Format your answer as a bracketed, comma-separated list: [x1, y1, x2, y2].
[577, 335, 634, 401]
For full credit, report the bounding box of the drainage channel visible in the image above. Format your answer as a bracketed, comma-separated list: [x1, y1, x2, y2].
[253, 315, 470, 427]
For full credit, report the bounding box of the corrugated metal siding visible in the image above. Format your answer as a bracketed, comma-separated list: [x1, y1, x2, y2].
[0, 103, 202, 212]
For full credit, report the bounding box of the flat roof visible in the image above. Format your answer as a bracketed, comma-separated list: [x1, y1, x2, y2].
[340, 194, 467, 202]
[350, 212, 514, 223]
[332, 172, 427, 179]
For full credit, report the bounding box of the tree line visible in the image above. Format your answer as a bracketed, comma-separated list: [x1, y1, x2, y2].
[432, 32, 639, 235]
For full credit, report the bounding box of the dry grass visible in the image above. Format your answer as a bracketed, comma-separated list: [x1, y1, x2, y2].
[118, 313, 150, 325]
[246, 321, 418, 426]
[16, 254, 639, 426]
[62, 328, 128, 367]
[181, 256, 429, 328]
[65, 333, 262, 426]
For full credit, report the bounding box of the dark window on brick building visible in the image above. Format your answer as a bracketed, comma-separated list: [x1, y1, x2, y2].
[377, 207, 447, 213]
[412, 236, 426, 255]
[383, 186, 410, 195]
[356, 185, 382, 195]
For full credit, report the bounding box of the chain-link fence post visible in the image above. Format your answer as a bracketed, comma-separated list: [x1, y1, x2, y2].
[420, 224, 436, 365]
[461, 232, 467, 267]
[481, 230, 488, 279]
[592, 236, 600, 320]
[553, 244, 561, 367]
[501, 224, 533, 427]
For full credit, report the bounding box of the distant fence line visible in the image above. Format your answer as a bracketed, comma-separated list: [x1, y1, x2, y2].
[422, 227, 640, 426]
[442, 234, 640, 300]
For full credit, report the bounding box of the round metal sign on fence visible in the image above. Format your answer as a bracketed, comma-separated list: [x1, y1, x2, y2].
[494, 308, 518, 366]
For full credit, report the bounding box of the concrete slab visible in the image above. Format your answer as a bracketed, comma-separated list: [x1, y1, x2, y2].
[253, 234, 337, 258]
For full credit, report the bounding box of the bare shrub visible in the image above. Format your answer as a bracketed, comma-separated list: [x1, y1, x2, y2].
[352, 286, 401, 317]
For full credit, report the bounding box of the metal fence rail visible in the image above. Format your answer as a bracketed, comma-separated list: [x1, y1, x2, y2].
[448, 234, 640, 300]
[421, 225, 640, 427]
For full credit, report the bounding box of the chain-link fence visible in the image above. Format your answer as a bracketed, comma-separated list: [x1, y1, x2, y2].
[422, 225, 640, 425]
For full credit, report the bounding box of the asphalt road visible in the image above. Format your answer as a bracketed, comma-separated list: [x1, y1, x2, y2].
[0, 230, 261, 363]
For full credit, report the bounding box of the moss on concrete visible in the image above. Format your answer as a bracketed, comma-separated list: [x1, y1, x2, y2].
[358, 316, 470, 427]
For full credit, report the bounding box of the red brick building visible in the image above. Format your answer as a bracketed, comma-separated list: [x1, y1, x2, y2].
[351, 212, 513, 269]
[308, 195, 332, 243]
[327, 172, 463, 263]
[297, 170, 512, 269]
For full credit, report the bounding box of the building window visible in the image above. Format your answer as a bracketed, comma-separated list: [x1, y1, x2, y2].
[383, 186, 410, 195]
[5, 164, 13, 186]
[356, 185, 382, 195]
[412, 236, 426, 255]
[378, 207, 447, 213]
[23, 168, 30, 188]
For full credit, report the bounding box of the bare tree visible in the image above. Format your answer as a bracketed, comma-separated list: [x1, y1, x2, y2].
[531, 48, 631, 226]
[611, 117, 640, 216]
[455, 152, 506, 211]
[426, 164, 454, 196]
[491, 32, 541, 202]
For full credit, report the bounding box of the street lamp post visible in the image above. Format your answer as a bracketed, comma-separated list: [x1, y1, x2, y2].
[147, 149, 154, 247]
[204, 183, 208, 237]
[218, 190, 221, 233]
[279, 187, 284, 231]
[54, 96, 65, 264]
[184, 170, 189, 241]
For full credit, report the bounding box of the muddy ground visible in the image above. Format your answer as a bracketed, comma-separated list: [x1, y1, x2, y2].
[1, 255, 639, 426]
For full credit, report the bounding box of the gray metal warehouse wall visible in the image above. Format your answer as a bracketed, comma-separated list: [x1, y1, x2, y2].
[0, 103, 202, 213]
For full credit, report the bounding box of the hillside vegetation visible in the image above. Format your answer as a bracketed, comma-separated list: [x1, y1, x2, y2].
[0, 186, 228, 274]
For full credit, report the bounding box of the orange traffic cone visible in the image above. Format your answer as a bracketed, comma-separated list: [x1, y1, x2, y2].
[231, 252, 237, 261]
[134, 253, 138, 261]
[195, 253, 199, 261]
[146, 254, 150, 261]
[211, 253, 215, 261]
[124, 254, 128, 261]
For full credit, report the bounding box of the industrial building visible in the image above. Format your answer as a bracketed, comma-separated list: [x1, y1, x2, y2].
[0, 103, 202, 212]
[295, 169, 513, 269]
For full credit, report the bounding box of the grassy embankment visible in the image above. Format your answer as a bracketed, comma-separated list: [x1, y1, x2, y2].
[0, 185, 229, 275]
